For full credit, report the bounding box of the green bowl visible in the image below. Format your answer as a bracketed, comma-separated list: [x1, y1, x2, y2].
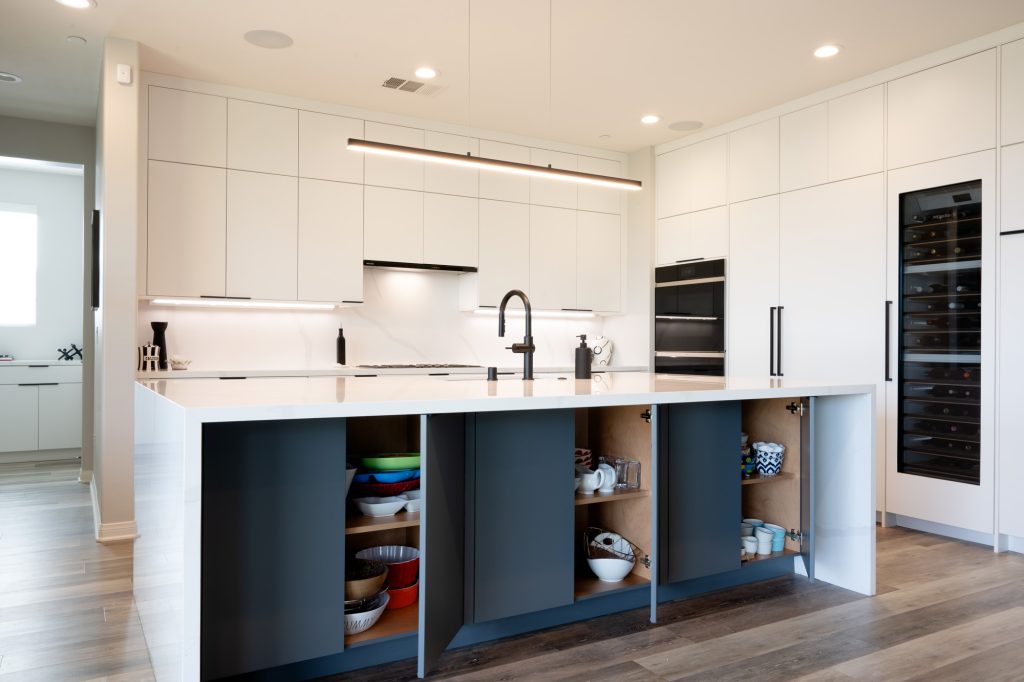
[359, 454, 421, 471]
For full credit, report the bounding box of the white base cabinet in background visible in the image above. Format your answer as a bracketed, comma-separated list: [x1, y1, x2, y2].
[0, 366, 82, 455]
[38, 384, 82, 451]
[0, 385, 39, 453]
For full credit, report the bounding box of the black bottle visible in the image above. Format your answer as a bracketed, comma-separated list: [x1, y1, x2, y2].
[575, 334, 592, 380]
[336, 328, 346, 365]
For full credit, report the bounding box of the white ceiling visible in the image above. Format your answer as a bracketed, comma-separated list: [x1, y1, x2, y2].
[4, 1, 1024, 151]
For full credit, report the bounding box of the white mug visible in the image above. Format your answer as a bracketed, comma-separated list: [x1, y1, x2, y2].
[578, 469, 605, 495]
[597, 462, 617, 492]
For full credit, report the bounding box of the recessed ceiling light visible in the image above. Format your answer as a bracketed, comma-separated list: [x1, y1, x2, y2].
[641, 114, 660, 125]
[668, 120, 703, 132]
[414, 66, 437, 79]
[66, 35, 87, 45]
[814, 44, 840, 58]
[0, 72, 23, 84]
[55, 0, 96, 8]
[243, 29, 294, 49]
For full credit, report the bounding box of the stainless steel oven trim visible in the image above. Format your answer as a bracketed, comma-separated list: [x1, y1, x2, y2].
[655, 351, 726, 358]
[655, 276, 725, 288]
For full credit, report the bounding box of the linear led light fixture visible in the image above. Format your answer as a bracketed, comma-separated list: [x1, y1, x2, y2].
[150, 298, 336, 310]
[471, 308, 596, 319]
[347, 139, 642, 191]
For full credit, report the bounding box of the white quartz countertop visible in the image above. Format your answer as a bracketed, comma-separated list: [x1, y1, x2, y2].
[0, 360, 82, 366]
[138, 372, 874, 422]
[136, 365, 646, 379]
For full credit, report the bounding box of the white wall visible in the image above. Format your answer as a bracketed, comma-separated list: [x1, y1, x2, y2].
[0, 168, 84, 359]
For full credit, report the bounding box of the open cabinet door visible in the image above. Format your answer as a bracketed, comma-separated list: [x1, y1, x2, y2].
[418, 413, 466, 677]
[800, 398, 815, 580]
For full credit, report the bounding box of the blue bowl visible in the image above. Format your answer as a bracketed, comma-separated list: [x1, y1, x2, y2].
[370, 469, 419, 484]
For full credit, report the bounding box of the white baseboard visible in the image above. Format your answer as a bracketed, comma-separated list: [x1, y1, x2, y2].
[90, 478, 138, 544]
[997, 534, 1024, 555]
[78, 468, 92, 484]
[0, 448, 80, 465]
[887, 513, 993, 547]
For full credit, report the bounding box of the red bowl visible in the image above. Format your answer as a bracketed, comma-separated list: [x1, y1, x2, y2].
[355, 546, 420, 589]
[350, 478, 420, 498]
[386, 581, 418, 610]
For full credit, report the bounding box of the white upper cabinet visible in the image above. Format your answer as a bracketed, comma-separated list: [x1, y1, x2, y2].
[729, 119, 779, 202]
[363, 186, 423, 263]
[479, 140, 531, 203]
[684, 135, 729, 212]
[530, 148, 578, 209]
[688, 206, 729, 261]
[1002, 143, 1024, 232]
[1002, 39, 1024, 146]
[887, 50, 997, 169]
[364, 122, 424, 190]
[298, 111, 364, 184]
[478, 200, 530, 306]
[728, 195, 780, 379]
[425, 131, 478, 197]
[577, 157, 623, 214]
[828, 86, 883, 181]
[226, 170, 298, 300]
[576, 212, 621, 312]
[298, 179, 363, 303]
[780, 104, 828, 192]
[423, 194, 478, 267]
[655, 148, 687, 219]
[148, 87, 227, 167]
[655, 214, 688, 266]
[529, 205, 576, 309]
[227, 99, 298, 176]
[147, 160, 226, 297]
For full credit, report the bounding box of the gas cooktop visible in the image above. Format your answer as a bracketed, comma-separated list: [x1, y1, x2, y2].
[356, 363, 483, 369]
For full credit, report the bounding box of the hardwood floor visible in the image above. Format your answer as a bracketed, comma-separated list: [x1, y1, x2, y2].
[3, 460, 1024, 681]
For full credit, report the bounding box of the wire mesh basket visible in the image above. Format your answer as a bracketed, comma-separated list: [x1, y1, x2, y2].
[583, 526, 650, 568]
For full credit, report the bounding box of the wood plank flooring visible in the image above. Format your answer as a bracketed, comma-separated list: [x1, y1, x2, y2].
[4, 460, 1024, 681]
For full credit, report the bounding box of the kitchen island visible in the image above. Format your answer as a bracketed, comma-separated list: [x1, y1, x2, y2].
[133, 372, 876, 681]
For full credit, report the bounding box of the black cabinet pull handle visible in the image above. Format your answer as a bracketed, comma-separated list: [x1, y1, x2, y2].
[18, 383, 58, 387]
[769, 306, 777, 377]
[777, 306, 784, 377]
[885, 300, 893, 382]
[674, 257, 704, 264]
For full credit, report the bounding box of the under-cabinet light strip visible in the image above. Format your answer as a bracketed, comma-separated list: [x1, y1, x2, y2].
[347, 139, 642, 191]
[149, 298, 337, 310]
[471, 308, 596, 319]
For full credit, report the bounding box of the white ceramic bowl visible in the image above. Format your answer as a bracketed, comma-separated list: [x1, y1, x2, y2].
[587, 557, 634, 583]
[344, 592, 390, 635]
[354, 496, 407, 517]
[399, 490, 422, 513]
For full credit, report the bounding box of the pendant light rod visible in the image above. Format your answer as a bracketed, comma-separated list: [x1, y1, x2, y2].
[347, 138, 642, 191]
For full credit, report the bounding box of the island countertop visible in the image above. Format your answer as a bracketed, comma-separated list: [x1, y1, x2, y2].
[138, 372, 875, 421]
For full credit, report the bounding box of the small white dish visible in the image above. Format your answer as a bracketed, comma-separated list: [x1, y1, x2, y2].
[587, 557, 634, 582]
[399, 490, 422, 513]
[354, 496, 407, 517]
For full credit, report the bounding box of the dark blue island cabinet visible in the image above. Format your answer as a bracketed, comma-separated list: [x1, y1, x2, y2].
[178, 396, 870, 680]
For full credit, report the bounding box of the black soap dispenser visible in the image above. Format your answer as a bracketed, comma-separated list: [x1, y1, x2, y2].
[336, 328, 346, 365]
[575, 334, 592, 379]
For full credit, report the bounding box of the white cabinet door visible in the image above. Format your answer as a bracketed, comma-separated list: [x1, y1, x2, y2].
[655, 147, 687, 219]
[0, 385, 38, 452]
[781, 104, 827, 192]
[530, 148, 577, 209]
[529, 205, 576, 310]
[227, 99, 298, 176]
[998, 233, 1024, 537]
[1002, 143, 1024, 232]
[727, 196, 779, 378]
[655, 214, 688, 266]
[829, 86, 883, 181]
[478, 199, 530, 306]
[147, 160, 226, 297]
[425, 131, 478, 197]
[685, 135, 729, 212]
[576, 212, 620, 312]
[148, 86, 227, 167]
[363, 186, 423, 264]
[887, 50, 997, 169]
[729, 119, 779, 202]
[578, 157, 623, 214]
[226, 171, 298, 300]
[38, 383, 81, 450]
[364, 122, 424, 190]
[479, 140, 530, 203]
[688, 206, 729, 261]
[1002, 38, 1024, 146]
[298, 111, 364, 184]
[424, 194, 478, 267]
[298, 179, 363, 303]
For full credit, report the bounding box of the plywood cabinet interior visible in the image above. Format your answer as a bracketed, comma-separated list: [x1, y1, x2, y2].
[226, 170, 298, 300]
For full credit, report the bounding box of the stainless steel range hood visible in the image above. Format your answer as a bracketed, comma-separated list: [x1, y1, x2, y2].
[362, 259, 477, 273]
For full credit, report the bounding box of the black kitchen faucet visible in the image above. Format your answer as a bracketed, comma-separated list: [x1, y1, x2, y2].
[498, 289, 535, 381]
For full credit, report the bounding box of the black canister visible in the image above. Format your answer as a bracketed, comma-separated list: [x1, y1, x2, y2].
[336, 328, 346, 365]
[151, 321, 168, 371]
[574, 334, 592, 379]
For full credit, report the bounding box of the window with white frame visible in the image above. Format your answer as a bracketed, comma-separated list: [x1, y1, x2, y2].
[0, 203, 38, 326]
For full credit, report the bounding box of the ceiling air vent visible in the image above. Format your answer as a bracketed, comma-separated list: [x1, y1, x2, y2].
[382, 77, 406, 89]
[381, 77, 443, 97]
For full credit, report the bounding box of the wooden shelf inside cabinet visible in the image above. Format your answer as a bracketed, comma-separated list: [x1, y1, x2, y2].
[345, 602, 419, 646]
[575, 489, 651, 506]
[574, 572, 650, 600]
[741, 472, 797, 486]
[345, 511, 420, 535]
[742, 548, 800, 565]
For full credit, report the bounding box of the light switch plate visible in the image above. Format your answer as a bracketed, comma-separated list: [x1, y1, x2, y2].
[116, 64, 132, 85]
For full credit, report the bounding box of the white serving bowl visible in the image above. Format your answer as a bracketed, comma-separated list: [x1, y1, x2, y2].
[354, 496, 407, 517]
[587, 557, 634, 583]
[344, 592, 390, 635]
[399, 490, 422, 513]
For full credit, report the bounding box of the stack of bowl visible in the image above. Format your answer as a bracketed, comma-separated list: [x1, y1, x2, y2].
[349, 454, 423, 516]
[356, 545, 420, 610]
[344, 559, 390, 635]
[740, 518, 787, 558]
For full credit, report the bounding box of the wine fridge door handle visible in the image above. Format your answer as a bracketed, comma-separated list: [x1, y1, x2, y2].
[769, 306, 777, 377]
[885, 300, 893, 382]
[777, 306, 784, 377]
